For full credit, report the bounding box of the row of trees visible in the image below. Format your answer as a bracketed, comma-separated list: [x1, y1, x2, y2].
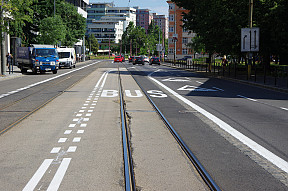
[1, 0, 86, 47]
[172, 0, 288, 65]
[121, 21, 167, 56]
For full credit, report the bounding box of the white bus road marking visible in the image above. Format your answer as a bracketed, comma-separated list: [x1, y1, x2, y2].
[148, 71, 288, 173]
[46, 158, 71, 191]
[22, 159, 54, 191]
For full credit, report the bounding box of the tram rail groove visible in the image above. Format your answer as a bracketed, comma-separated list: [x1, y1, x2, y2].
[123, 63, 221, 191]
[118, 66, 136, 191]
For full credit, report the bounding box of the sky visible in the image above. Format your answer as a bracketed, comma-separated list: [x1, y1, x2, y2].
[89, 0, 169, 16]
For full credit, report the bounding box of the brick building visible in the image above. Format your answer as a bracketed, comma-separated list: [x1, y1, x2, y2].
[167, 1, 195, 60]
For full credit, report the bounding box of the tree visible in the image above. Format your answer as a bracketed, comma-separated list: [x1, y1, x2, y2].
[37, 15, 66, 45]
[87, 34, 99, 54]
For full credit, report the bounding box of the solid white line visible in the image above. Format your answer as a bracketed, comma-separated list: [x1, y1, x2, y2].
[1, 62, 100, 99]
[148, 73, 288, 173]
[237, 95, 257, 102]
[46, 158, 71, 191]
[280, 107, 288, 111]
[23, 159, 53, 191]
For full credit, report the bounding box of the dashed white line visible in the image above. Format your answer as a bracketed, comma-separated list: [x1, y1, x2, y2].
[76, 114, 82, 117]
[58, 138, 67, 143]
[64, 130, 72, 135]
[72, 137, 81, 142]
[83, 118, 89, 121]
[68, 124, 76, 128]
[85, 113, 91, 117]
[79, 110, 85, 113]
[80, 124, 87, 127]
[237, 95, 257, 102]
[51, 147, 61, 154]
[67, 146, 77, 152]
[77, 130, 84, 134]
[73, 118, 79, 122]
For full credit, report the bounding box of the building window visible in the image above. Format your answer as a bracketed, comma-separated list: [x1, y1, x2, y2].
[169, 14, 174, 21]
[182, 49, 188, 55]
[169, 27, 174, 32]
[169, 4, 175, 10]
[168, 49, 174, 54]
[182, 37, 188, 44]
[168, 38, 173, 44]
[183, 27, 188, 33]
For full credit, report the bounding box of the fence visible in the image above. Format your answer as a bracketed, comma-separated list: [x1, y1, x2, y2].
[164, 59, 288, 89]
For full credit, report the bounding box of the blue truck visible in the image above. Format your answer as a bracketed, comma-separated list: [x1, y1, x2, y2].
[16, 44, 59, 74]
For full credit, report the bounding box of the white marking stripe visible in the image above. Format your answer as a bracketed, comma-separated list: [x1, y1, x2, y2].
[280, 107, 288, 111]
[58, 138, 67, 143]
[77, 130, 84, 134]
[64, 130, 72, 134]
[86, 113, 92, 117]
[237, 95, 257, 102]
[149, 73, 288, 173]
[23, 159, 53, 191]
[51, 147, 61, 154]
[69, 124, 76, 128]
[80, 124, 87, 127]
[67, 146, 77, 152]
[46, 158, 71, 191]
[73, 137, 81, 142]
[1, 61, 100, 99]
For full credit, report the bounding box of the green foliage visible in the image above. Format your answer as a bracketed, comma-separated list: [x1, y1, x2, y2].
[121, 21, 165, 56]
[172, 0, 288, 64]
[37, 15, 66, 45]
[87, 34, 99, 54]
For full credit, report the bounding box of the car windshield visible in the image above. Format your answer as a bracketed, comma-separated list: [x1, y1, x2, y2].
[58, 52, 70, 58]
[35, 49, 58, 57]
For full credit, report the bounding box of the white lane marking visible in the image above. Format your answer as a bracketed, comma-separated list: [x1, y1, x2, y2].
[148, 71, 288, 173]
[68, 124, 76, 128]
[22, 159, 53, 191]
[90, 107, 95, 109]
[64, 130, 72, 135]
[86, 113, 92, 117]
[1, 61, 101, 99]
[46, 158, 71, 191]
[76, 114, 82, 117]
[85, 101, 90, 103]
[80, 124, 87, 127]
[67, 146, 77, 152]
[79, 110, 85, 113]
[237, 95, 257, 102]
[73, 118, 79, 122]
[58, 138, 67, 143]
[50, 147, 61, 154]
[83, 118, 89, 121]
[196, 81, 204, 84]
[83, 104, 89, 106]
[73, 137, 81, 142]
[178, 85, 218, 92]
[77, 130, 84, 134]
[91, 103, 96, 106]
[213, 87, 224, 91]
[81, 107, 87, 109]
[280, 107, 288, 111]
[88, 110, 93, 112]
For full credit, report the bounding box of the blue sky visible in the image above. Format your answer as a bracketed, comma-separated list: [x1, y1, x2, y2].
[89, 0, 169, 16]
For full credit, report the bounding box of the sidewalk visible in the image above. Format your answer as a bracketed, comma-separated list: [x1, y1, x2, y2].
[163, 62, 288, 93]
[0, 65, 22, 81]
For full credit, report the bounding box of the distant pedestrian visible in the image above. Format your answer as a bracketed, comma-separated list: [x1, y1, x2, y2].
[6, 53, 13, 66]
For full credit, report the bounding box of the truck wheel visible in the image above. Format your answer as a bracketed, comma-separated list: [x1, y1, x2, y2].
[21, 68, 27, 74]
[52, 70, 57, 74]
[73, 64, 76, 68]
[69, 64, 72, 69]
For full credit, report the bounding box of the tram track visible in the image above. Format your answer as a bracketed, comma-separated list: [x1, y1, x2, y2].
[0, 61, 102, 135]
[121, 63, 221, 191]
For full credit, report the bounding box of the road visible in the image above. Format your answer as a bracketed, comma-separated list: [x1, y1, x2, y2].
[0, 60, 287, 190]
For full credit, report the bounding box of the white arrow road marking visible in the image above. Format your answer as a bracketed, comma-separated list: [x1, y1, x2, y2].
[148, 71, 288, 173]
[178, 85, 218, 92]
[162, 77, 190, 82]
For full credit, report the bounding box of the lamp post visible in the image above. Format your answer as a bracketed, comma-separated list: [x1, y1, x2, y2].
[247, 0, 253, 78]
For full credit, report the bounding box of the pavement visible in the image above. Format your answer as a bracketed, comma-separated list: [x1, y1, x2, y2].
[0, 65, 23, 81]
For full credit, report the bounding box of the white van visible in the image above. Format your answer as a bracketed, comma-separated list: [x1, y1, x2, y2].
[57, 47, 76, 69]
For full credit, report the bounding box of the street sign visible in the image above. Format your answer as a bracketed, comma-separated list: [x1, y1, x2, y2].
[241, 28, 259, 52]
[156, 44, 162, 51]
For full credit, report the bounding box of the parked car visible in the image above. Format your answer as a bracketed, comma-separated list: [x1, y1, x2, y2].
[129, 56, 135, 62]
[149, 57, 160, 65]
[133, 56, 144, 65]
[143, 56, 149, 63]
[114, 56, 122, 62]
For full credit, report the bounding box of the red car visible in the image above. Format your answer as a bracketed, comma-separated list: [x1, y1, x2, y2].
[114, 56, 122, 62]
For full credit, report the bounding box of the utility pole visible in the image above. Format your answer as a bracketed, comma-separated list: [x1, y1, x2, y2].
[174, 3, 176, 64]
[247, 0, 253, 78]
[1, 0, 6, 75]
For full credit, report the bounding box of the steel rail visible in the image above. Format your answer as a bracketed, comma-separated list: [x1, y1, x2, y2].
[118, 66, 136, 191]
[123, 63, 221, 191]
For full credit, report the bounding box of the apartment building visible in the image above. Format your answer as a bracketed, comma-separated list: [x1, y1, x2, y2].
[167, 1, 195, 60]
[152, 13, 168, 39]
[134, 7, 153, 34]
[86, 2, 136, 48]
